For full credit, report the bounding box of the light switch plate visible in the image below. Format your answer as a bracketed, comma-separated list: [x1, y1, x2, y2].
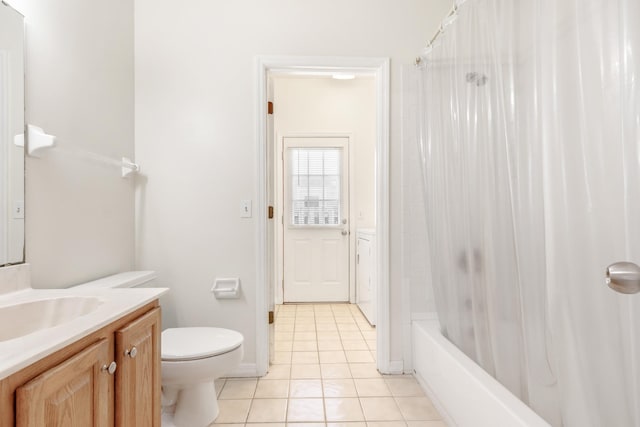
[240, 200, 252, 218]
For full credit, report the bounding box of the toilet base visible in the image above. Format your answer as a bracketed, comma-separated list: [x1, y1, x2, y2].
[171, 382, 219, 427]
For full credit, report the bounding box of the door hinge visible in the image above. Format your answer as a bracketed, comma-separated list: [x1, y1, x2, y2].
[268, 206, 274, 219]
[268, 311, 274, 324]
[268, 101, 274, 115]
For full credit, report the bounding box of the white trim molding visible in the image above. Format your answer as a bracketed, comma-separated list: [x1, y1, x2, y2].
[374, 58, 391, 374]
[255, 55, 391, 376]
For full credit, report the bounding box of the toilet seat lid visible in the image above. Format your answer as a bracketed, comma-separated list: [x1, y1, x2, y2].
[161, 327, 244, 361]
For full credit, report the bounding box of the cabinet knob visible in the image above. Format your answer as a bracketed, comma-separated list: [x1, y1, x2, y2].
[125, 346, 138, 358]
[102, 361, 117, 375]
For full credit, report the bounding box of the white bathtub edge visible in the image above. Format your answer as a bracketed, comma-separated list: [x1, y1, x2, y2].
[412, 319, 551, 427]
[412, 368, 458, 427]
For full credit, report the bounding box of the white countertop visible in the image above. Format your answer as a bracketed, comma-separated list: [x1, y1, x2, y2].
[0, 286, 168, 380]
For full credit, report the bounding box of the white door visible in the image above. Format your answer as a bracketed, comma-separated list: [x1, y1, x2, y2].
[283, 136, 349, 302]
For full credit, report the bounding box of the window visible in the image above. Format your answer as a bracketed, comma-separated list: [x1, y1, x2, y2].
[289, 148, 342, 226]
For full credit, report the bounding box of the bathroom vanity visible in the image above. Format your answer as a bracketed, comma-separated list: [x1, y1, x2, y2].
[1, 304, 160, 426]
[0, 273, 167, 426]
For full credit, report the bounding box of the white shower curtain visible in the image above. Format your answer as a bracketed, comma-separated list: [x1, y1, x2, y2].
[415, 0, 640, 425]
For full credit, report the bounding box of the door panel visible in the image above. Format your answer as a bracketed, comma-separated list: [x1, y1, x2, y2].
[115, 308, 161, 427]
[284, 137, 349, 302]
[293, 239, 312, 283]
[322, 239, 340, 281]
[16, 339, 111, 427]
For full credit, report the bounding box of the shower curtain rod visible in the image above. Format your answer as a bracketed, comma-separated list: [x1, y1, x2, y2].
[416, 2, 461, 66]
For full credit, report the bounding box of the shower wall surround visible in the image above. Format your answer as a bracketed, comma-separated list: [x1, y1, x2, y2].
[413, 0, 640, 425]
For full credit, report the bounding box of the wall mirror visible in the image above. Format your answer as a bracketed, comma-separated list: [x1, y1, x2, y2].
[0, 1, 24, 265]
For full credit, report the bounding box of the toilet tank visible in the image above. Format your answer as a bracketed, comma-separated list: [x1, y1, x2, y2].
[71, 271, 157, 289]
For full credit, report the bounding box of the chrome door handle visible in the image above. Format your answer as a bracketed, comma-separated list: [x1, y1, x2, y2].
[341, 230, 348, 236]
[606, 262, 640, 294]
[125, 347, 138, 358]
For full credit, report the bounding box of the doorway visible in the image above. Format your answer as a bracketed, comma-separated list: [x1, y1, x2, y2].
[282, 136, 350, 302]
[255, 56, 391, 376]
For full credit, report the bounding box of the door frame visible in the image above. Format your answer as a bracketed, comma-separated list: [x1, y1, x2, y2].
[278, 133, 353, 304]
[255, 56, 390, 375]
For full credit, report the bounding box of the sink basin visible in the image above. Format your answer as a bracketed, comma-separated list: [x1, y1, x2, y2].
[0, 296, 104, 342]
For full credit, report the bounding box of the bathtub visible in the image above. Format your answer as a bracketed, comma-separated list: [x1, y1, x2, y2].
[412, 319, 551, 427]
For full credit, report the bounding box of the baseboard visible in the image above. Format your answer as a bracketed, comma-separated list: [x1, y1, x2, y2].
[225, 363, 258, 378]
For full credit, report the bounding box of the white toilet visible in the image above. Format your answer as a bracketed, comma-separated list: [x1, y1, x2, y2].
[72, 271, 244, 427]
[161, 327, 243, 426]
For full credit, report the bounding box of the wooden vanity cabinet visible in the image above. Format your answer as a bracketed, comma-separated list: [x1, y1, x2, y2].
[16, 339, 112, 427]
[115, 308, 161, 427]
[0, 302, 161, 427]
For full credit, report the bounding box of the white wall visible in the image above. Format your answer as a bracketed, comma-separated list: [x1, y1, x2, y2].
[12, 0, 135, 288]
[135, 0, 452, 369]
[272, 76, 376, 303]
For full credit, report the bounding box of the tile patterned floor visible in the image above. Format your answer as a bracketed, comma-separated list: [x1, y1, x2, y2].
[212, 303, 446, 427]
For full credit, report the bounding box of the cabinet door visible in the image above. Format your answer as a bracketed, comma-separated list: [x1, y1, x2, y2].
[115, 307, 161, 427]
[16, 339, 112, 427]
